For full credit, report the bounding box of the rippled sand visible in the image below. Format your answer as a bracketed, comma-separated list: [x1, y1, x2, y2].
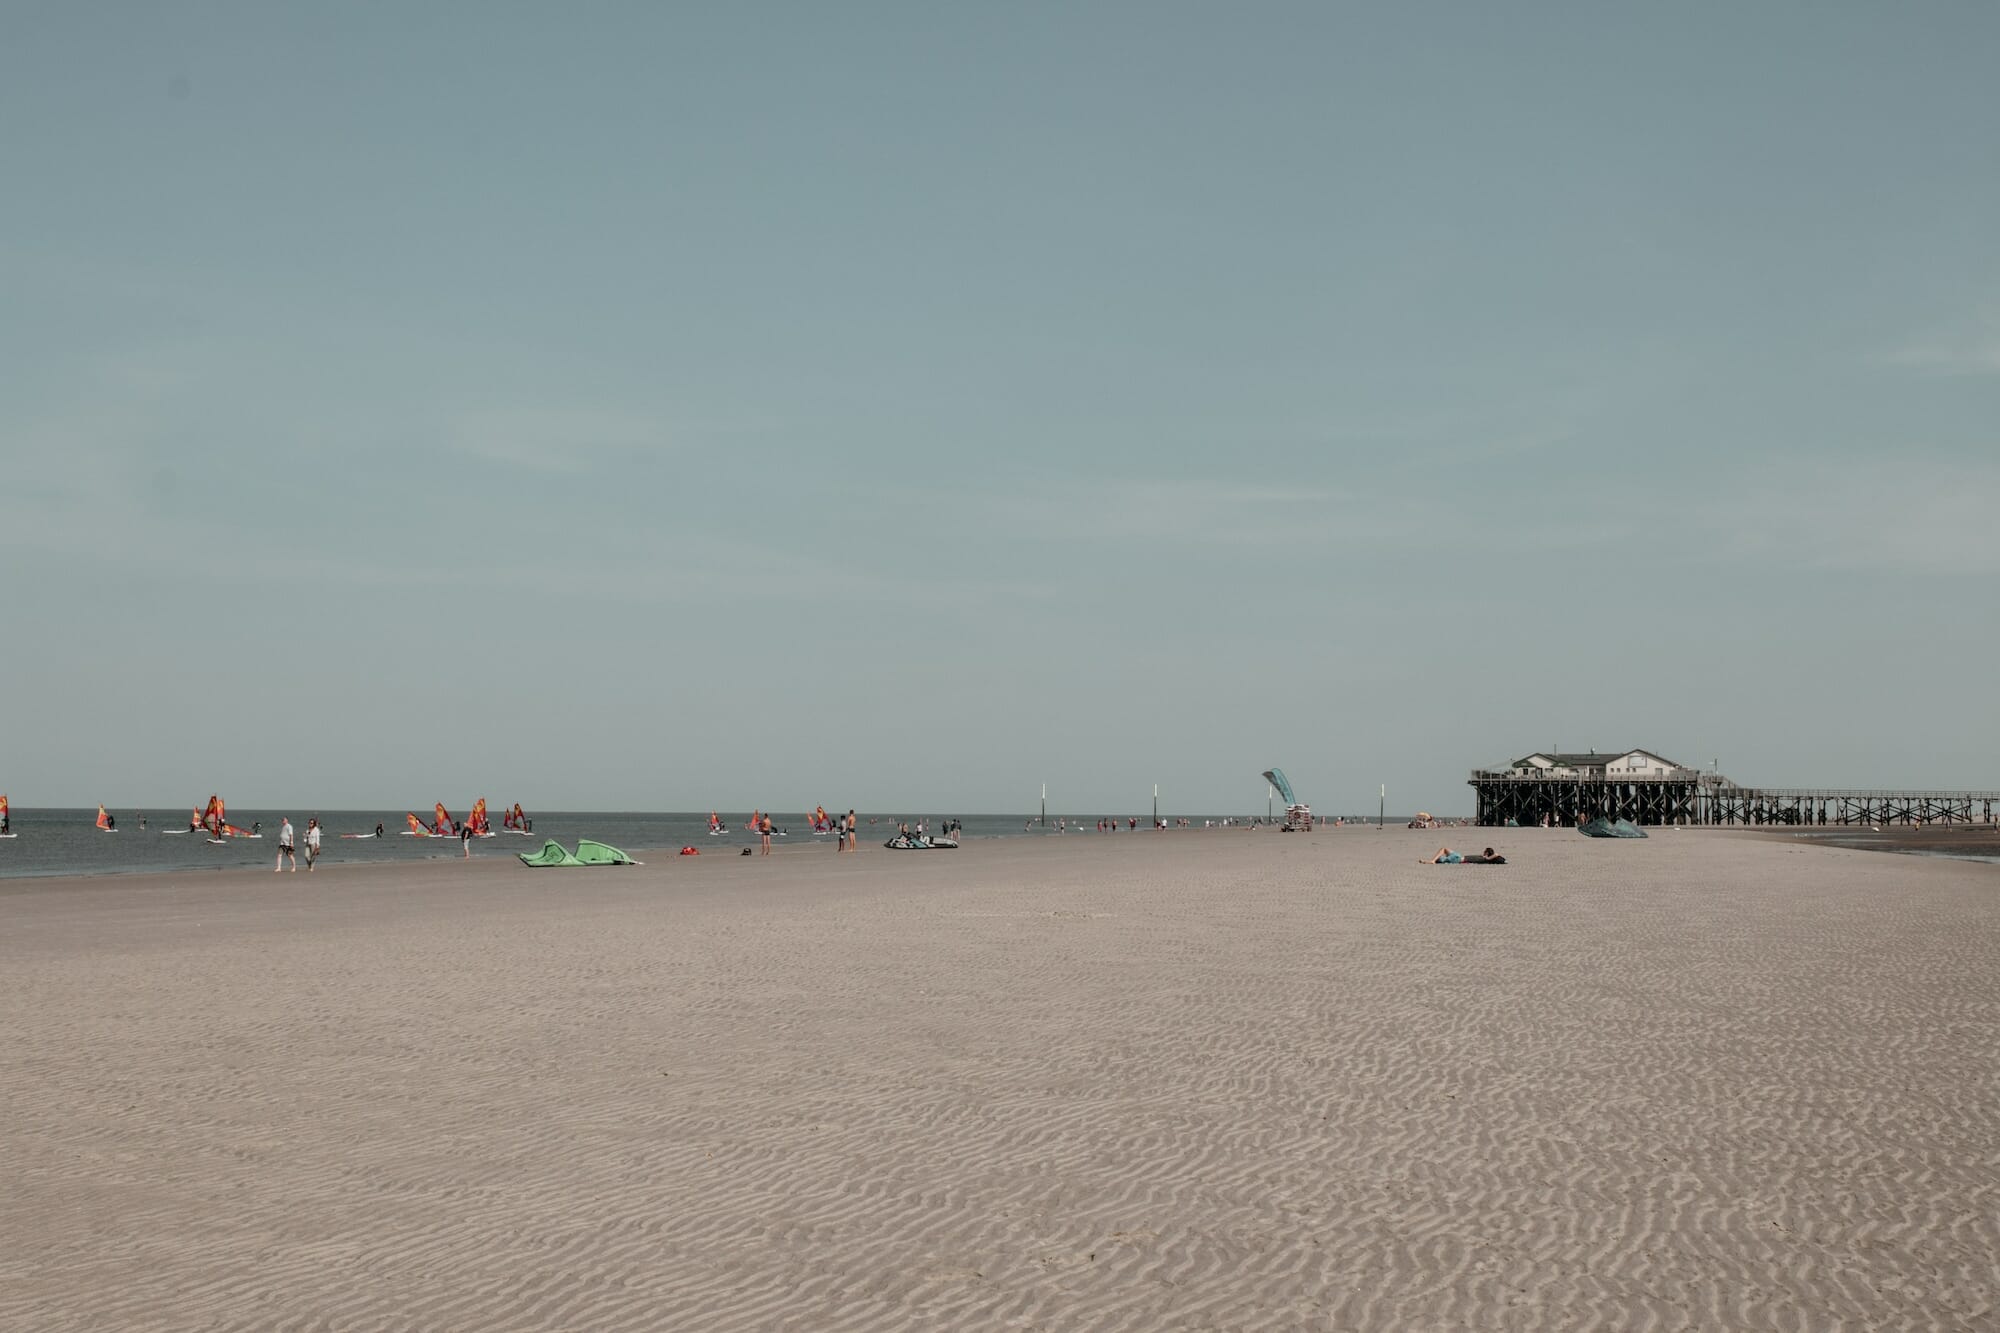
[3, 829, 1995, 1330]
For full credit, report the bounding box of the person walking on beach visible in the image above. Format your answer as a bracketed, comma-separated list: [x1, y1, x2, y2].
[276, 818, 296, 872]
[304, 817, 322, 871]
[461, 821, 474, 859]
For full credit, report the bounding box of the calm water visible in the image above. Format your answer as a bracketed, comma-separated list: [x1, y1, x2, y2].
[0, 808, 1302, 880]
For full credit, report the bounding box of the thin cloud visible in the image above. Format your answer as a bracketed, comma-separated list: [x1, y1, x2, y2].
[1883, 313, 2000, 376]
[984, 480, 1344, 549]
[444, 408, 674, 471]
[1690, 458, 2000, 576]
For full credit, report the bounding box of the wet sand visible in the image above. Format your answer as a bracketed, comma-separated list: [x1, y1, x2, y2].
[1752, 823, 2000, 862]
[2, 829, 1995, 1330]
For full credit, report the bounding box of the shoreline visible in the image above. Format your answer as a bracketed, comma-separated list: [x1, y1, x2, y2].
[10, 820, 1996, 889]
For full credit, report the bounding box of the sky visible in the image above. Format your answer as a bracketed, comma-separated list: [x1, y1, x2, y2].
[3, 3, 1997, 815]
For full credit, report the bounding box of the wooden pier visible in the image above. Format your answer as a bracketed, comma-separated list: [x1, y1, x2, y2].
[1470, 770, 2000, 828]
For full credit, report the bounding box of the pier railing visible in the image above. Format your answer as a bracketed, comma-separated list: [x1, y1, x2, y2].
[1466, 770, 2000, 827]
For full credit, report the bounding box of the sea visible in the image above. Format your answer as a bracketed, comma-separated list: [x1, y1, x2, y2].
[0, 807, 1319, 881]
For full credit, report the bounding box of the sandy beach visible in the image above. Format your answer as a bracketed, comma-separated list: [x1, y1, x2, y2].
[2, 829, 1994, 1331]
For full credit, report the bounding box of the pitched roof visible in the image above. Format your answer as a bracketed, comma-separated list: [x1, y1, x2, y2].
[1513, 750, 1684, 770]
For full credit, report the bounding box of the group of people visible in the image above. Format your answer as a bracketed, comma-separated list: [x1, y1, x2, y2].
[722, 809, 866, 854]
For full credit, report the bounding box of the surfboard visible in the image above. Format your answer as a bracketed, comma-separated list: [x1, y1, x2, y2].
[339, 832, 379, 839]
[0, 833, 17, 839]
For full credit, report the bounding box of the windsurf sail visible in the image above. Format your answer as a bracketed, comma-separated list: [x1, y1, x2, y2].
[202, 795, 226, 838]
[96, 804, 112, 830]
[1261, 769, 1297, 806]
[468, 798, 489, 835]
[407, 812, 428, 835]
[434, 802, 452, 834]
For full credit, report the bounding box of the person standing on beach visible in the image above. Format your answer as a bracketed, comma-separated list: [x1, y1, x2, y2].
[845, 809, 857, 853]
[759, 813, 773, 855]
[461, 821, 474, 859]
[276, 818, 296, 872]
[304, 817, 322, 871]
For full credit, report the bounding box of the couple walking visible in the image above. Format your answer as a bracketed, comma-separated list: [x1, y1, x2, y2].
[276, 817, 322, 872]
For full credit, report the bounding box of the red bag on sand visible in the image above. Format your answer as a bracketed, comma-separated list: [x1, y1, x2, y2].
[679, 846, 699, 856]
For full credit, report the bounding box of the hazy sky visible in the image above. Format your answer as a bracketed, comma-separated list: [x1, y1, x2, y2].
[4, 3, 1996, 815]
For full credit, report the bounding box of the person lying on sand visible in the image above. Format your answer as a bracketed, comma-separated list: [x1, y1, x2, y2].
[1422, 846, 1506, 864]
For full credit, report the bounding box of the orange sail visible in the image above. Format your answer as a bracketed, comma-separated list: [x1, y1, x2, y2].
[468, 798, 488, 835]
[434, 802, 451, 833]
[407, 812, 427, 835]
[96, 805, 111, 830]
[1, 794, 8, 819]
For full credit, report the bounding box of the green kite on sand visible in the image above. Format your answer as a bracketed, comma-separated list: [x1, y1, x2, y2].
[519, 840, 584, 867]
[574, 839, 638, 866]
[1578, 817, 1648, 839]
[517, 838, 640, 867]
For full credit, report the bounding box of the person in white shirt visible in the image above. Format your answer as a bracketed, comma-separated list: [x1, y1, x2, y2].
[304, 817, 322, 871]
[276, 818, 296, 872]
